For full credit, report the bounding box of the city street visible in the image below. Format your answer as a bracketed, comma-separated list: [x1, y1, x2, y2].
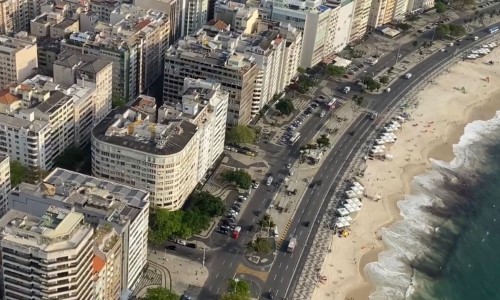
[192, 12, 500, 300]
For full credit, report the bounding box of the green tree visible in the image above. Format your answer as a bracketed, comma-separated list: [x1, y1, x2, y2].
[379, 75, 389, 84]
[10, 160, 28, 187]
[226, 126, 256, 144]
[449, 24, 466, 37]
[149, 209, 185, 245]
[325, 65, 346, 77]
[112, 95, 126, 108]
[221, 170, 252, 189]
[257, 214, 276, 229]
[316, 134, 330, 148]
[187, 191, 225, 217]
[247, 237, 273, 254]
[297, 67, 306, 74]
[142, 287, 178, 300]
[352, 95, 365, 107]
[412, 40, 419, 47]
[364, 77, 381, 91]
[223, 279, 251, 299]
[275, 98, 295, 116]
[435, 2, 447, 13]
[54, 147, 86, 171]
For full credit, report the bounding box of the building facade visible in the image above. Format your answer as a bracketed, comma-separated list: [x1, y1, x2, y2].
[0, 154, 10, 216]
[91, 107, 200, 209]
[324, 0, 355, 54]
[349, 0, 371, 42]
[163, 31, 257, 126]
[0, 36, 38, 89]
[0, 207, 95, 300]
[53, 51, 113, 125]
[93, 225, 122, 300]
[0, 0, 30, 34]
[9, 168, 150, 292]
[214, 0, 259, 34]
[159, 78, 228, 182]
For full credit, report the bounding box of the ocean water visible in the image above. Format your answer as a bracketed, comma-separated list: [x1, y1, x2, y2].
[365, 111, 500, 300]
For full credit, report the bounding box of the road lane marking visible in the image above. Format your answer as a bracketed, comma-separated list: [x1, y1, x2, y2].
[216, 273, 219, 279]
[229, 262, 233, 268]
[216, 288, 220, 294]
[298, 230, 303, 236]
[274, 274, 277, 281]
[209, 286, 212, 292]
[222, 260, 226, 265]
[286, 265, 289, 271]
[279, 262, 282, 268]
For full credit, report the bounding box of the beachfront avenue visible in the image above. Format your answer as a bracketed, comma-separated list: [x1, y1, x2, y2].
[196, 19, 500, 300]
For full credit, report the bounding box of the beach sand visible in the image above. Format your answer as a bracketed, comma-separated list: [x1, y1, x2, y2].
[311, 47, 500, 300]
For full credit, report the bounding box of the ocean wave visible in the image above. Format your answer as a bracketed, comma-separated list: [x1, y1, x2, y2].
[365, 112, 500, 300]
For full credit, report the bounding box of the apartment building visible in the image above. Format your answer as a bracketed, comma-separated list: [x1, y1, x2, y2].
[89, 0, 120, 23]
[263, 0, 336, 68]
[0, 154, 10, 216]
[183, 0, 209, 35]
[133, 0, 182, 42]
[163, 30, 257, 125]
[30, 12, 79, 39]
[368, 0, 396, 29]
[53, 51, 113, 125]
[159, 78, 228, 182]
[407, 0, 434, 12]
[324, 0, 355, 53]
[91, 107, 200, 209]
[61, 32, 139, 102]
[393, 0, 409, 20]
[0, 207, 94, 300]
[0, 0, 30, 34]
[93, 224, 122, 300]
[9, 168, 150, 292]
[349, 0, 371, 42]
[214, 0, 259, 34]
[0, 36, 38, 89]
[109, 4, 170, 92]
[37, 38, 62, 75]
[234, 28, 286, 116]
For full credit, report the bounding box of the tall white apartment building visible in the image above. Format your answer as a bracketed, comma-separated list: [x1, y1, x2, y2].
[349, 0, 371, 42]
[0, 0, 30, 34]
[324, 0, 355, 53]
[53, 51, 113, 125]
[9, 168, 150, 292]
[0, 154, 10, 216]
[91, 107, 200, 209]
[109, 4, 170, 93]
[236, 29, 286, 116]
[407, 0, 434, 12]
[88, 0, 120, 23]
[393, 0, 409, 20]
[182, 0, 208, 36]
[264, 0, 336, 68]
[0, 207, 95, 300]
[159, 78, 228, 182]
[0, 35, 38, 89]
[133, 0, 182, 42]
[214, 0, 260, 34]
[93, 224, 122, 300]
[0, 74, 102, 171]
[257, 22, 303, 90]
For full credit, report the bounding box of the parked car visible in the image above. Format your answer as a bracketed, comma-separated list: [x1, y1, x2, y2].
[166, 245, 177, 251]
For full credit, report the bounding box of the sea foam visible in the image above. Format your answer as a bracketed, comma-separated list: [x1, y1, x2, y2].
[365, 112, 500, 300]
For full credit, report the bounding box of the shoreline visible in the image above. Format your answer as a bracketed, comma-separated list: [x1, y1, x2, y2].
[312, 47, 500, 300]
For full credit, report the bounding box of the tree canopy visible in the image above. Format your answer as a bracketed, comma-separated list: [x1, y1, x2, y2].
[435, 24, 466, 38]
[353, 95, 365, 107]
[316, 134, 330, 148]
[364, 77, 381, 91]
[247, 237, 273, 254]
[257, 214, 275, 229]
[54, 147, 86, 171]
[220, 279, 251, 300]
[9, 160, 28, 187]
[221, 169, 252, 189]
[142, 287, 178, 300]
[112, 95, 127, 109]
[226, 126, 256, 145]
[435, 2, 447, 13]
[149, 191, 225, 243]
[275, 98, 295, 116]
[294, 74, 316, 93]
[325, 65, 346, 77]
[379, 75, 389, 84]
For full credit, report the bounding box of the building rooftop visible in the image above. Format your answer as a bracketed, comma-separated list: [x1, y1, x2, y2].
[53, 18, 78, 29]
[93, 107, 198, 156]
[55, 51, 112, 75]
[0, 207, 91, 252]
[0, 35, 36, 54]
[167, 29, 255, 72]
[35, 91, 71, 114]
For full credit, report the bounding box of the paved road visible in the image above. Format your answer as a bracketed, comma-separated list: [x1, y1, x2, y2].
[261, 22, 500, 300]
[197, 15, 500, 300]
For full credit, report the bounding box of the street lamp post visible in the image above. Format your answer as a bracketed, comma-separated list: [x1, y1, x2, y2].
[395, 43, 402, 65]
[202, 247, 206, 268]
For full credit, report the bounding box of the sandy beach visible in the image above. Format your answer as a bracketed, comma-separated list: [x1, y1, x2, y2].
[311, 46, 500, 300]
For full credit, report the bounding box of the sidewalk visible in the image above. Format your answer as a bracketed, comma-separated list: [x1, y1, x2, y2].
[268, 102, 362, 249]
[135, 250, 209, 298]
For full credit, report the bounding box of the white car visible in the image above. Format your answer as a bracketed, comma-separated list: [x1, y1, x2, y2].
[404, 73, 412, 79]
[229, 210, 239, 216]
[286, 163, 292, 169]
[385, 88, 391, 93]
[238, 195, 248, 201]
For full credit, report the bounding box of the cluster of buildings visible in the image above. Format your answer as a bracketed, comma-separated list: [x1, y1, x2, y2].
[0, 0, 438, 296]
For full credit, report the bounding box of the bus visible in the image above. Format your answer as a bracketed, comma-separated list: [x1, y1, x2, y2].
[488, 26, 499, 34]
[289, 132, 301, 145]
[327, 98, 337, 109]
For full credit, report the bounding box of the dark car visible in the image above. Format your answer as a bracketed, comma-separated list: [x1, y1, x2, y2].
[268, 291, 275, 299]
[187, 243, 197, 249]
[304, 221, 311, 227]
[248, 225, 255, 232]
[166, 245, 177, 251]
